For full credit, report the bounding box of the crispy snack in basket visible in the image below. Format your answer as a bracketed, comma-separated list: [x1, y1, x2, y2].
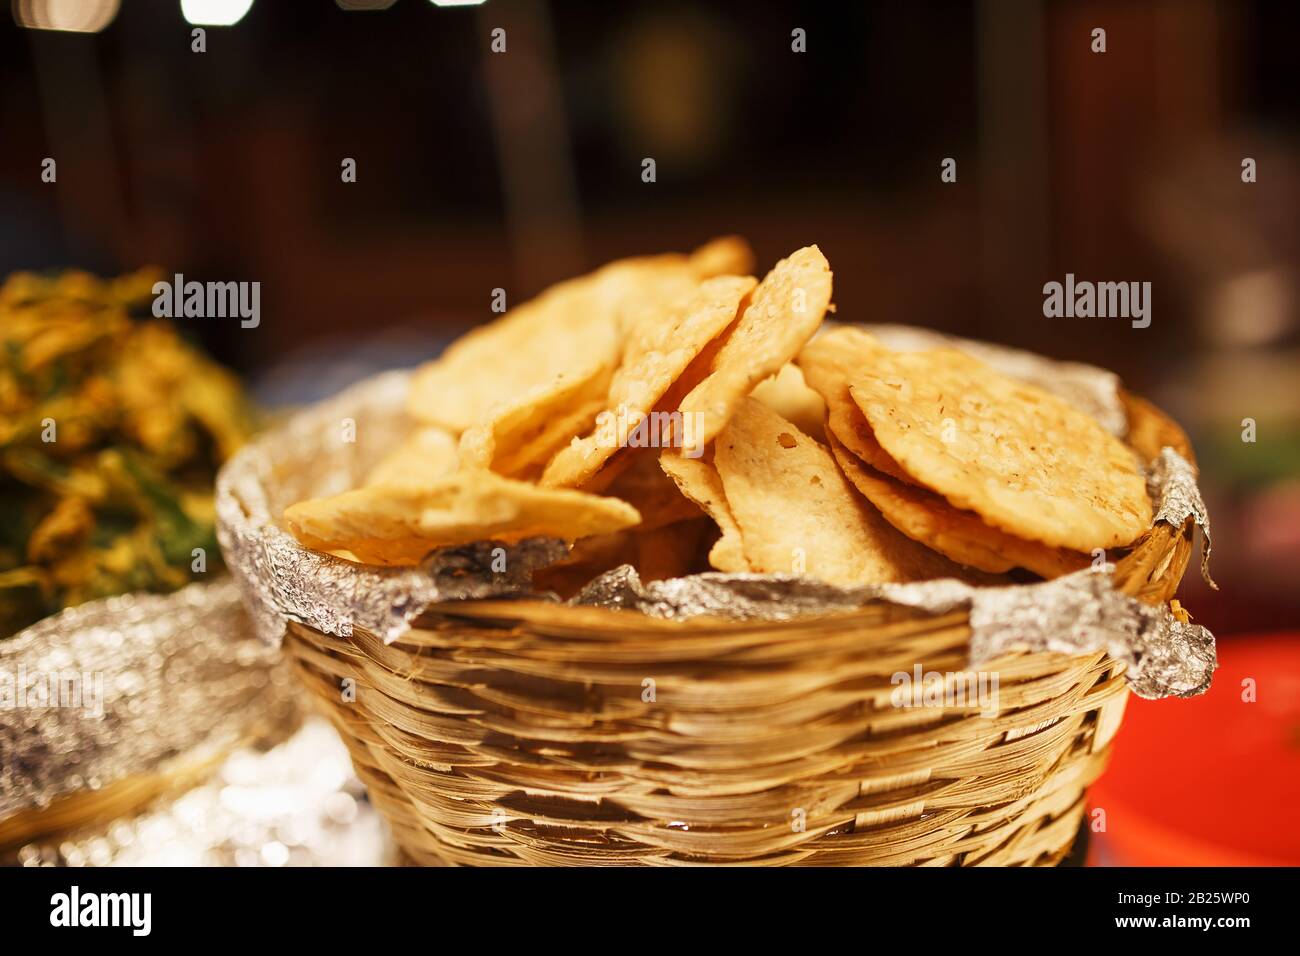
[844, 342, 1151, 551]
[283, 473, 641, 566]
[676, 245, 832, 447]
[284, 239, 1151, 590]
[409, 237, 753, 434]
[457, 369, 610, 478]
[540, 275, 757, 488]
[750, 363, 826, 441]
[712, 398, 980, 586]
[798, 330, 920, 486]
[658, 452, 750, 573]
[827, 432, 1090, 577]
[364, 427, 460, 488]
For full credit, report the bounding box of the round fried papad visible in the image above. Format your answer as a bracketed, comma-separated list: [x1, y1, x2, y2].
[826, 430, 1090, 578]
[847, 346, 1151, 551]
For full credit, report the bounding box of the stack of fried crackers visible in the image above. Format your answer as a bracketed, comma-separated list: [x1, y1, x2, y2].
[284, 239, 1153, 590]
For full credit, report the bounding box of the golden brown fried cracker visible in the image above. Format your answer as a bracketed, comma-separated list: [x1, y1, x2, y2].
[658, 452, 750, 573]
[560, 347, 720, 501]
[457, 367, 611, 476]
[408, 239, 753, 433]
[539, 275, 756, 489]
[687, 235, 755, 279]
[284, 472, 640, 566]
[797, 330, 919, 485]
[363, 427, 460, 488]
[712, 399, 978, 586]
[574, 446, 638, 496]
[750, 363, 827, 441]
[676, 245, 832, 446]
[826, 430, 1089, 578]
[410, 300, 617, 435]
[1120, 388, 1194, 465]
[849, 348, 1151, 550]
[532, 528, 640, 597]
[489, 395, 607, 481]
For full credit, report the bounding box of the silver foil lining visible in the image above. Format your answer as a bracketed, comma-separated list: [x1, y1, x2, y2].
[1148, 446, 1215, 588]
[10, 717, 391, 868]
[1, 578, 298, 820]
[214, 329, 1215, 701]
[572, 565, 1216, 699]
[214, 370, 569, 646]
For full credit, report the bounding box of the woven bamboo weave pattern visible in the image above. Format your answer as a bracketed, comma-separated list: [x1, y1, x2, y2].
[283, 392, 1195, 866]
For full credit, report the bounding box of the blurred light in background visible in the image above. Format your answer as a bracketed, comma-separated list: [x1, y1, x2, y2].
[611, 11, 736, 170]
[1208, 269, 1294, 348]
[12, 0, 119, 33]
[336, 0, 397, 9]
[430, 1, 486, 7]
[180, 0, 254, 27]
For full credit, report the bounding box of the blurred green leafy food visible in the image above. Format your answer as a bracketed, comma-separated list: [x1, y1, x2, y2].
[0, 268, 256, 636]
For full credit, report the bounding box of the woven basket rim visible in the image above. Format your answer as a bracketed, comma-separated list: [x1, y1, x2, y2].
[411, 596, 965, 632]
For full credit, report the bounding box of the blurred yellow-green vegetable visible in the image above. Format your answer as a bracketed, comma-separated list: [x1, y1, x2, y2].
[0, 269, 256, 635]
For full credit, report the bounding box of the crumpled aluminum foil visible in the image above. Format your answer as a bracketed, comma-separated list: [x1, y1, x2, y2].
[215, 370, 569, 646]
[1148, 446, 1215, 588]
[10, 717, 391, 867]
[214, 329, 1216, 701]
[0, 578, 298, 823]
[903, 566, 1215, 699]
[571, 565, 1216, 699]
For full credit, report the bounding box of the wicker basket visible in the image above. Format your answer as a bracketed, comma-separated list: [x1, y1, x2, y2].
[272, 388, 1198, 867]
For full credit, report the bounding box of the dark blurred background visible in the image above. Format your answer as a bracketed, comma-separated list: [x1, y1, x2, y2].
[1, 0, 1297, 636]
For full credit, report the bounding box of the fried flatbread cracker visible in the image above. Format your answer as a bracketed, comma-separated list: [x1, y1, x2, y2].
[684, 235, 755, 280]
[540, 275, 756, 488]
[409, 237, 754, 433]
[283, 472, 641, 566]
[458, 367, 611, 477]
[848, 347, 1152, 550]
[531, 517, 711, 596]
[750, 363, 827, 442]
[532, 529, 642, 598]
[826, 430, 1090, 578]
[797, 329, 919, 485]
[676, 245, 832, 447]
[489, 397, 607, 481]
[658, 452, 750, 573]
[712, 398, 981, 586]
[363, 427, 460, 488]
